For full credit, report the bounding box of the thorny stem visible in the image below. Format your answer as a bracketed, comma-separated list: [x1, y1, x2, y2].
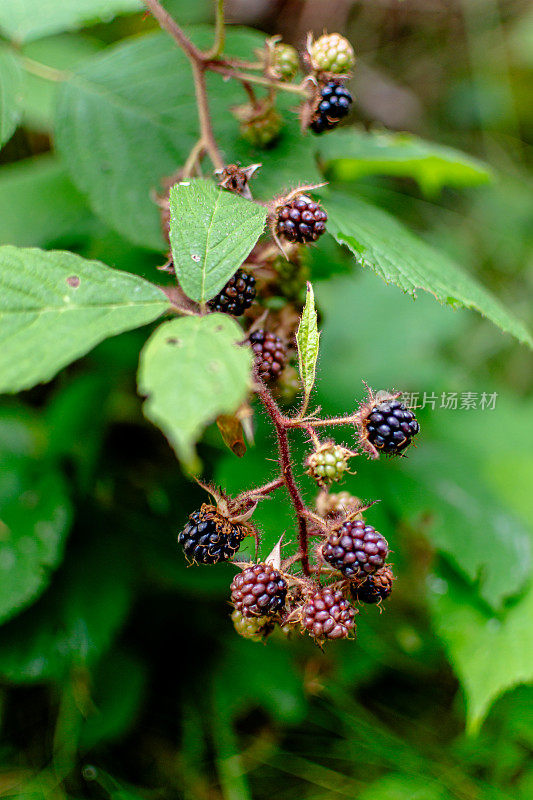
[283, 413, 359, 429]
[255, 379, 311, 576]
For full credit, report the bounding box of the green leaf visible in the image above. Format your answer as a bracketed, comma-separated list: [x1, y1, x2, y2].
[138, 314, 252, 471]
[55, 29, 320, 250]
[0, 45, 22, 146]
[296, 282, 320, 411]
[318, 129, 492, 194]
[0, 538, 131, 683]
[430, 567, 533, 734]
[0, 0, 142, 44]
[0, 246, 170, 394]
[0, 155, 93, 247]
[0, 433, 72, 625]
[326, 191, 533, 348]
[394, 445, 531, 610]
[20, 33, 103, 131]
[169, 179, 266, 304]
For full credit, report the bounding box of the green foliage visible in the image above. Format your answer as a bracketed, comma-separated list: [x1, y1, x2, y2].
[0, 45, 22, 146]
[55, 28, 319, 249]
[318, 129, 493, 194]
[0, 246, 170, 392]
[169, 178, 266, 303]
[326, 190, 533, 347]
[138, 314, 252, 471]
[0, 0, 142, 44]
[296, 282, 319, 410]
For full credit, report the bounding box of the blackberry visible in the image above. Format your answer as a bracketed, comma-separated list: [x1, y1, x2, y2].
[231, 563, 287, 617]
[306, 443, 353, 487]
[310, 81, 353, 134]
[231, 609, 272, 640]
[364, 398, 420, 455]
[302, 588, 356, 640]
[353, 565, 394, 604]
[178, 504, 244, 564]
[272, 43, 299, 81]
[249, 329, 287, 382]
[310, 33, 355, 74]
[322, 519, 388, 578]
[276, 195, 327, 243]
[208, 268, 256, 316]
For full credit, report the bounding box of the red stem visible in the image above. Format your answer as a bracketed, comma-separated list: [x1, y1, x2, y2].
[255, 380, 310, 576]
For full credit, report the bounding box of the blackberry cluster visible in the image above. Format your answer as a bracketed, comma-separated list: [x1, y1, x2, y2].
[208, 269, 256, 316]
[365, 398, 420, 455]
[178, 505, 244, 564]
[249, 329, 287, 382]
[310, 81, 353, 134]
[322, 519, 388, 578]
[353, 565, 394, 604]
[277, 196, 328, 243]
[310, 33, 355, 74]
[231, 563, 287, 617]
[303, 588, 356, 640]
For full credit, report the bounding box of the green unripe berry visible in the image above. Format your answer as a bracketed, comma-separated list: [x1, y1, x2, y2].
[272, 43, 299, 81]
[311, 33, 355, 74]
[306, 443, 354, 487]
[274, 365, 301, 407]
[231, 609, 272, 641]
[240, 107, 282, 148]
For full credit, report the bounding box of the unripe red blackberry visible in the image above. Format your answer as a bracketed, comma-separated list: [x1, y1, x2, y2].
[305, 442, 353, 487]
[310, 34, 355, 74]
[240, 107, 282, 148]
[208, 268, 256, 316]
[231, 609, 272, 640]
[310, 81, 353, 134]
[276, 195, 327, 244]
[272, 43, 299, 81]
[249, 329, 287, 382]
[352, 565, 394, 604]
[322, 519, 388, 578]
[178, 504, 244, 564]
[364, 398, 420, 455]
[231, 563, 288, 617]
[302, 588, 356, 640]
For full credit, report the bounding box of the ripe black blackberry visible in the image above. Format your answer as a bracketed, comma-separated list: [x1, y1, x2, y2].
[276, 195, 327, 243]
[310, 81, 353, 134]
[352, 565, 394, 604]
[364, 398, 420, 455]
[249, 329, 287, 382]
[178, 504, 244, 564]
[231, 563, 288, 617]
[208, 268, 256, 315]
[322, 519, 388, 578]
[302, 588, 356, 640]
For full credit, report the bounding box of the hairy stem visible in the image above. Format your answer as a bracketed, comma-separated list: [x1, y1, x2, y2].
[205, 0, 225, 59]
[142, 0, 204, 62]
[283, 413, 358, 429]
[192, 61, 225, 170]
[209, 64, 309, 95]
[255, 380, 310, 576]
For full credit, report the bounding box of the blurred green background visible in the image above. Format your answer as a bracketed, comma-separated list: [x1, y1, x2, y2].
[0, 1, 532, 799]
